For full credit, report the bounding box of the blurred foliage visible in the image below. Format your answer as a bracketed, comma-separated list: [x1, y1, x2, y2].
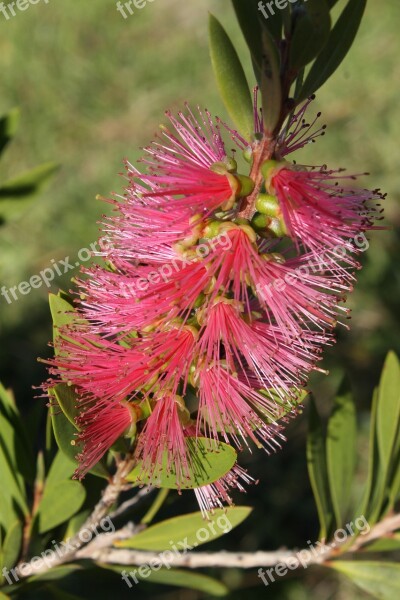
[0, 0, 399, 598]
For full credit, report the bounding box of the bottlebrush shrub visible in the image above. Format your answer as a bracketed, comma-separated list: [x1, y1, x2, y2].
[40, 2, 387, 517]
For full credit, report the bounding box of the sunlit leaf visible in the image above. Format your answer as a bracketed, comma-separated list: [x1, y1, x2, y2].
[118, 507, 252, 550]
[127, 437, 237, 490]
[209, 13, 254, 139]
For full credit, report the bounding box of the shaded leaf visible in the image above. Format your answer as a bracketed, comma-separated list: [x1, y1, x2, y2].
[231, 0, 263, 80]
[1, 520, 23, 569]
[298, 0, 367, 101]
[289, 0, 331, 70]
[46, 450, 76, 488]
[209, 13, 254, 139]
[326, 382, 357, 529]
[307, 397, 333, 539]
[104, 565, 227, 597]
[118, 506, 252, 550]
[329, 561, 400, 600]
[127, 437, 237, 490]
[261, 29, 282, 133]
[363, 537, 400, 553]
[37, 480, 86, 533]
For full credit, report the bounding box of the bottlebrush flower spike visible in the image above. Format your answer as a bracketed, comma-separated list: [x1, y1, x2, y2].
[42, 97, 383, 513]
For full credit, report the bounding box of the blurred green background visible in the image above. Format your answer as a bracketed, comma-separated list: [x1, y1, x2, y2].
[0, 0, 399, 598]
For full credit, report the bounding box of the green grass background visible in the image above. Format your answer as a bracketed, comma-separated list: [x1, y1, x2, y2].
[0, 0, 399, 598]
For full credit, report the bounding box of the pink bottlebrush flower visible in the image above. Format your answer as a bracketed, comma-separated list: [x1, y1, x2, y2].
[134, 394, 192, 489]
[197, 226, 350, 338]
[198, 299, 324, 398]
[196, 364, 285, 452]
[277, 95, 327, 157]
[46, 332, 151, 407]
[264, 161, 383, 255]
[193, 464, 255, 518]
[74, 401, 135, 480]
[76, 258, 212, 335]
[137, 106, 243, 215]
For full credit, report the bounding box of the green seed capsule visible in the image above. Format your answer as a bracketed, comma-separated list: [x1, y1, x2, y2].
[255, 193, 280, 217]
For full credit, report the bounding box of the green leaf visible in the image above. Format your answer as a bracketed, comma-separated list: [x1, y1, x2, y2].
[0, 109, 19, 156]
[326, 382, 357, 529]
[298, 0, 367, 101]
[231, 0, 263, 79]
[53, 384, 79, 427]
[118, 506, 252, 550]
[37, 480, 86, 533]
[307, 397, 333, 540]
[377, 352, 400, 484]
[46, 450, 76, 488]
[358, 388, 381, 520]
[329, 561, 400, 600]
[127, 437, 237, 489]
[0, 162, 59, 199]
[0, 434, 29, 519]
[289, 0, 331, 70]
[104, 565, 228, 597]
[50, 401, 80, 464]
[363, 536, 400, 553]
[49, 292, 76, 353]
[209, 13, 254, 139]
[261, 29, 282, 134]
[1, 520, 23, 569]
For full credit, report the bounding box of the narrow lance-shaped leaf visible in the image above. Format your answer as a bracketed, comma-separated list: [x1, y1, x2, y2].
[376, 352, 400, 484]
[118, 507, 252, 550]
[1, 520, 23, 570]
[357, 388, 380, 520]
[209, 13, 254, 140]
[326, 380, 357, 530]
[105, 565, 228, 597]
[261, 29, 282, 134]
[231, 0, 263, 82]
[298, 0, 367, 102]
[289, 0, 331, 70]
[329, 561, 400, 600]
[306, 396, 333, 540]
